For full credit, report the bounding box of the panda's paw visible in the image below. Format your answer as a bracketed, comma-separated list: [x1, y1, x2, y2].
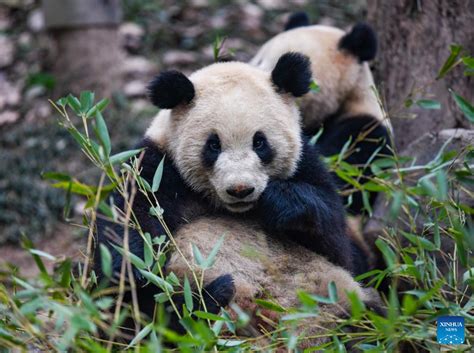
[259, 180, 316, 233]
[202, 274, 236, 313]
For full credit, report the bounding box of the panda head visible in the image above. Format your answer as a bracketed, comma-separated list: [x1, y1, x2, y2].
[146, 53, 312, 213]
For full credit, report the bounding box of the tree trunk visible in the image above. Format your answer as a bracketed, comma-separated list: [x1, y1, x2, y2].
[43, 0, 123, 97]
[367, 0, 474, 150]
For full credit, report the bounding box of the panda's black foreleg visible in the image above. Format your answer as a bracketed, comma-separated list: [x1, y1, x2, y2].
[257, 179, 353, 271]
[256, 135, 354, 271]
[95, 138, 200, 284]
[167, 274, 236, 334]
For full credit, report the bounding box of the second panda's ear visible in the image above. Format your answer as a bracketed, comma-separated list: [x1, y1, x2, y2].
[271, 52, 312, 97]
[338, 23, 377, 62]
[147, 70, 195, 109]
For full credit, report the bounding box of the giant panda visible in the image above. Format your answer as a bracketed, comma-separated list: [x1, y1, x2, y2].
[251, 13, 393, 215]
[94, 53, 380, 343]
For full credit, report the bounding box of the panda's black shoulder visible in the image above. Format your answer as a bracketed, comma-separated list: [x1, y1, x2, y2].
[294, 134, 338, 188]
[136, 138, 186, 191]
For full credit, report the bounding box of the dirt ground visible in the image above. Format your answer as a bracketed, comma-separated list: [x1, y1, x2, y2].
[0, 223, 84, 277]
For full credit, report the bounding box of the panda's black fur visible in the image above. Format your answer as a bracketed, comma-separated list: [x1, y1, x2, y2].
[284, 13, 378, 63]
[147, 70, 195, 109]
[284, 11, 310, 31]
[315, 114, 392, 215]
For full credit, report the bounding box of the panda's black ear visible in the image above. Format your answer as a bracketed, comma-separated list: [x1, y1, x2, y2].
[271, 52, 312, 97]
[147, 70, 195, 109]
[338, 23, 377, 62]
[284, 11, 310, 31]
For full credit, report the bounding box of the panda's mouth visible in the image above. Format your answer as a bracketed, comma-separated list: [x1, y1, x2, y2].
[225, 201, 255, 213]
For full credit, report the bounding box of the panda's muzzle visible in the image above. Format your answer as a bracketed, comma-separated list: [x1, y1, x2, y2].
[226, 186, 255, 199]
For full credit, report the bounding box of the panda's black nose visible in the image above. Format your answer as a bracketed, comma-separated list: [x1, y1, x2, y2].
[226, 186, 255, 199]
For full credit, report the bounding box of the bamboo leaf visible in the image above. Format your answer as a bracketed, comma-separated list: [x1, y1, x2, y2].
[100, 244, 112, 278]
[416, 99, 441, 110]
[194, 311, 226, 321]
[184, 276, 194, 312]
[109, 149, 143, 165]
[126, 323, 152, 348]
[143, 232, 153, 268]
[80, 91, 95, 113]
[192, 244, 205, 266]
[328, 281, 339, 303]
[67, 94, 82, 114]
[375, 238, 396, 269]
[450, 89, 474, 122]
[94, 111, 111, 157]
[310, 79, 320, 93]
[152, 156, 165, 193]
[139, 270, 174, 292]
[202, 235, 225, 269]
[255, 299, 286, 313]
[112, 244, 147, 270]
[437, 44, 462, 79]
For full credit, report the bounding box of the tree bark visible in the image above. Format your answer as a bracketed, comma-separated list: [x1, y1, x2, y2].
[43, 0, 123, 97]
[367, 0, 474, 150]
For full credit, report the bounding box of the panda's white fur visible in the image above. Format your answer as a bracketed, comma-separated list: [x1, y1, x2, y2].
[146, 62, 302, 213]
[250, 25, 391, 132]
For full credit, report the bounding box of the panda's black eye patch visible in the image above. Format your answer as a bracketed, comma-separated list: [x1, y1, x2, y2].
[253, 131, 274, 164]
[202, 133, 221, 168]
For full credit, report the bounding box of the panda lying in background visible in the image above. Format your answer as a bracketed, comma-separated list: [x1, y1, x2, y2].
[251, 13, 393, 215]
[94, 52, 382, 342]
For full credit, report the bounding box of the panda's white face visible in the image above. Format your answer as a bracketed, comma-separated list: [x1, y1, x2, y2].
[146, 62, 303, 212]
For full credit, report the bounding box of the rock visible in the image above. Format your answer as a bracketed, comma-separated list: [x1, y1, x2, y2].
[25, 101, 52, 123]
[181, 24, 205, 38]
[0, 110, 20, 125]
[121, 56, 157, 78]
[18, 32, 32, 47]
[0, 7, 11, 31]
[240, 3, 263, 32]
[210, 13, 228, 29]
[24, 86, 46, 103]
[257, 0, 286, 10]
[190, 0, 208, 8]
[123, 80, 147, 98]
[0, 35, 15, 68]
[0, 75, 21, 110]
[27, 8, 45, 32]
[119, 22, 145, 53]
[162, 50, 197, 67]
[130, 99, 151, 114]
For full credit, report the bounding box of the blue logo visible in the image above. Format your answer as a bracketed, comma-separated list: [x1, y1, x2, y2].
[437, 316, 464, 345]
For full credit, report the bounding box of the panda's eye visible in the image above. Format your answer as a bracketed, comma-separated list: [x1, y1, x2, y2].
[202, 133, 221, 168]
[209, 140, 221, 152]
[253, 131, 274, 164]
[206, 134, 221, 153]
[253, 132, 267, 151]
